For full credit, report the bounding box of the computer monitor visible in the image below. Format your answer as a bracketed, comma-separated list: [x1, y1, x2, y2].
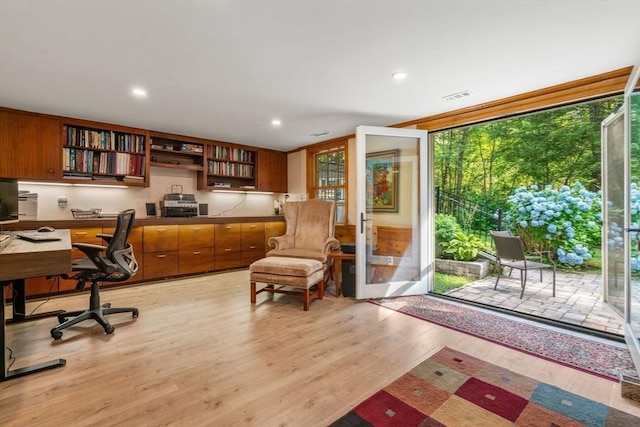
[0, 177, 19, 225]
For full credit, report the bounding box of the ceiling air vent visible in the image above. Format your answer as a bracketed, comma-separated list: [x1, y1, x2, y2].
[310, 131, 331, 137]
[442, 90, 473, 102]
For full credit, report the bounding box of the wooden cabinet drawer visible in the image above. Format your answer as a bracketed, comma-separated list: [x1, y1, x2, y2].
[215, 223, 241, 237]
[144, 225, 179, 252]
[179, 224, 214, 249]
[143, 251, 178, 279]
[179, 248, 214, 274]
[70, 227, 103, 260]
[241, 248, 264, 266]
[215, 252, 245, 270]
[241, 222, 264, 251]
[214, 223, 241, 255]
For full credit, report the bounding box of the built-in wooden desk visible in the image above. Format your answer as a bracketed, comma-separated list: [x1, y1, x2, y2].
[0, 230, 72, 382]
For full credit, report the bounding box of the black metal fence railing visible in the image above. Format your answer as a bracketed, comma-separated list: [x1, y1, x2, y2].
[435, 187, 503, 242]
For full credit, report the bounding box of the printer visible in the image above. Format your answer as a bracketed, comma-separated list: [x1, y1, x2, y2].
[160, 193, 198, 217]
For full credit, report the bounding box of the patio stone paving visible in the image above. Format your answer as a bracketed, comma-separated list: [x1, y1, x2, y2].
[441, 270, 624, 336]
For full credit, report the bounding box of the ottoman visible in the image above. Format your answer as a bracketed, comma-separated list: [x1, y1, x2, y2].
[249, 257, 324, 311]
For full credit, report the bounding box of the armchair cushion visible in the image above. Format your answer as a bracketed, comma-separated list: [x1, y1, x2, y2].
[267, 199, 340, 263]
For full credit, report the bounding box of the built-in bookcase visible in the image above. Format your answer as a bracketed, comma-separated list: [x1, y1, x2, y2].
[202, 144, 257, 190]
[62, 123, 147, 186]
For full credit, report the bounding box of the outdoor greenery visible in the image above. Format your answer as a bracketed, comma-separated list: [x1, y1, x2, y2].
[505, 183, 601, 266]
[433, 272, 474, 294]
[434, 96, 625, 268]
[439, 231, 486, 262]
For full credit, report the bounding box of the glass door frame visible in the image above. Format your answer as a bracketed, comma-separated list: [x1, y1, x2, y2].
[354, 125, 432, 299]
[623, 61, 640, 374]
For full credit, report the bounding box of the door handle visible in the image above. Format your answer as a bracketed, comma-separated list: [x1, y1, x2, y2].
[627, 228, 640, 250]
[360, 212, 368, 234]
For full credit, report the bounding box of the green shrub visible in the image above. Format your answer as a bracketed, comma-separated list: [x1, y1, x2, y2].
[435, 213, 462, 242]
[440, 231, 486, 261]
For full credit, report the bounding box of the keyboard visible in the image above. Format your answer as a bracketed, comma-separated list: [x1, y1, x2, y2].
[16, 232, 61, 242]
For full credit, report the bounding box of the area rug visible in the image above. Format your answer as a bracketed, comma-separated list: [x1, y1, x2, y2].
[330, 347, 640, 427]
[370, 295, 636, 382]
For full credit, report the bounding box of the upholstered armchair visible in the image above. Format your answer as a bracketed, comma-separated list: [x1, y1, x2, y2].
[267, 199, 340, 274]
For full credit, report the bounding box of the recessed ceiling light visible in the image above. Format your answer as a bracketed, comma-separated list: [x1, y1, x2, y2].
[392, 72, 407, 80]
[131, 87, 148, 97]
[271, 119, 282, 126]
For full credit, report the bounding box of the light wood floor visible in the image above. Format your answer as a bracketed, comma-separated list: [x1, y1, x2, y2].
[2, 270, 639, 426]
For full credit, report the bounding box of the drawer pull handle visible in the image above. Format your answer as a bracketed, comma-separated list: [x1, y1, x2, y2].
[193, 251, 201, 255]
[157, 254, 166, 258]
[193, 227, 201, 231]
[224, 248, 232, 252]
[157, 228, 166, 232]
[75, 232, 87, 236]
[224, 225, 232, 229]
[249, 245, 256, 249]
[249, 225, 256, 228]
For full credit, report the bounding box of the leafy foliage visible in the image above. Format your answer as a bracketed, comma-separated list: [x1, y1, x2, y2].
[440, 231, 486, 262]
[505, 183, 601, 266]
[435, 213, 462, 242]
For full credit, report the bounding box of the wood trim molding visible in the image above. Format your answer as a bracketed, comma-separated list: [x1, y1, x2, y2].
[292, 66, 632, 152]
[401, 67, 632, 132]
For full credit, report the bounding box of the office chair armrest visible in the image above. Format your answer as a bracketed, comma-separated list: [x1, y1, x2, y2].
[96, 233, 114, 244]
[72, 242, 107, 257]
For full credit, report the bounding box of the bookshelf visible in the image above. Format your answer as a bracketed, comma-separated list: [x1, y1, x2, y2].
[199, 143, 257, 190]
[62, 123, 147, 186]
[150, 135, 204, 171]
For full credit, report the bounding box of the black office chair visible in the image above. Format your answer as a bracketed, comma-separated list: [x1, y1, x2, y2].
[51, 209, 139, 340]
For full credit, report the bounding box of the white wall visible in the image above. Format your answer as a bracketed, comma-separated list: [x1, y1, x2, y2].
[19, 167, 287, 220]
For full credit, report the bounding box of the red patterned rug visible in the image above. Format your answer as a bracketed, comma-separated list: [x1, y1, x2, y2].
[330, 347, 640, 426]
[370, 295, 636, 381]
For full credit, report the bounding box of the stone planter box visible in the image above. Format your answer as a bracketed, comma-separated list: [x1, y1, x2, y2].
[435, 258, 490, 279]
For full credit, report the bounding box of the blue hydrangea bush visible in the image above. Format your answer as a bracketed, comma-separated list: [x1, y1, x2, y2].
[505, 183, 601, 267]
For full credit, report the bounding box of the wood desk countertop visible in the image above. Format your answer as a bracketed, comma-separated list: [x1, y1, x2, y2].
[0, 230, 72, 281]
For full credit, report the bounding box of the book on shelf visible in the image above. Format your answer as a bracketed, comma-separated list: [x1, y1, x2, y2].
[212, 182, 231, 188]
[239, 185, 255, 190]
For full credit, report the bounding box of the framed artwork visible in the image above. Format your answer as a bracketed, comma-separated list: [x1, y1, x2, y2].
[366, 149, 399, 212]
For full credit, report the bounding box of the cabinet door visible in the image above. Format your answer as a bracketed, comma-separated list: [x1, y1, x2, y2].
[144, 225, 179, 252]
[214, 223, 242, 269]
[0, 109, 61, 180]
[179, 248, 215, 274]
[143, 251, 179, 280]
[256, 149, 287, 192]
[241, 223, 265, 265]
[178, 224, 214, 249]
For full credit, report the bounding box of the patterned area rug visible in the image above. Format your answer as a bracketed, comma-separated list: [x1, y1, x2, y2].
[331, 347, 640, 426]
[370, 295, 636, 381]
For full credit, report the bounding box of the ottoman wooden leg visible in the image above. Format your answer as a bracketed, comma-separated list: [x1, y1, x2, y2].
[303, 288, 310, 311]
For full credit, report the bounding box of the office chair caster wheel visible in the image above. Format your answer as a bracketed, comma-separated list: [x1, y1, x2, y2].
[132, 309, 139, 318]
[105, 325, 115, 334]
[51, 329, 63, 340]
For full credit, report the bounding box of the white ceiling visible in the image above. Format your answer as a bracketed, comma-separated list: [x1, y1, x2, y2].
[1, 1, 639, 152]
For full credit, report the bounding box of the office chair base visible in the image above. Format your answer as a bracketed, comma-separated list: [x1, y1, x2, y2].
[50, 281, 139, 340]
